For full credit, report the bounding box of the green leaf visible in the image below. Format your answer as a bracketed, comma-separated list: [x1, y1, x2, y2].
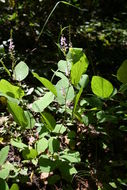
[39, 156, 56, 172]
[60, 150, 81, 163]
[10, 183, 19, 190]
[76, 74, 89, 89]
[36, 138, 48, 154]
[13, 61, 29, 81]
[7, 101, 28, 128]
[56, 79, 74, 105]
[0, 146, 9, 166]
[58, 60, 71, 75]
[91, 76, 114, 98]
[57, 161, 77, 181]
[11, 139, 27, 149]
[117, 60, 127, 84]
[41, 111, 56, 131]
[0, 179, 9, 190]
[69, 48, 89, 86]
[73, 87, 83, 115]
[48, 137, 60, 154]
[0, 79, 24, 99]
[0, 168, 10, 179]
[32, 91, 54, 112]
[22, 148, 38, 160]
[24, 111, 35, 129]
[52, 124, 66, 134]
[33, 72, 57, 96]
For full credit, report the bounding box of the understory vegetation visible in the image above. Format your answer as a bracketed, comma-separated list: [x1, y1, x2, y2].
[0, 0, 127, 190]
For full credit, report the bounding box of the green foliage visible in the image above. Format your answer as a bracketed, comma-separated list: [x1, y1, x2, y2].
[13, 61, 29, 81]
[32, 91, 54, 112]
[117, 60, 127, 84]
[33, 72, 57, 96]
[91, 76, 114, 98]
[0, 79, 24, 99]
[7, 101, 28, 128]
[0, 38, 127, 189]
[0, 146, 9, 166]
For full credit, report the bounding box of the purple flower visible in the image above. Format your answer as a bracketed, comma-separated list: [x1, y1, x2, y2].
[60, 36, 68, 52]
[9, 38, 15, 53]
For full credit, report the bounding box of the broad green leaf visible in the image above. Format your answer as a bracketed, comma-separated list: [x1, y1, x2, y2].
[41, 111, 56, 131]
[10, 183, 19, 190]
[60, 150, 81, 163]
[13, 61, 29, 81]
[0, 146, 9, 166]
[0, 179, 9, 190]
[58, 60, 71, 75]
[32, 91, 54, 112]
[56, 79, 74, 105]
[117, 60, 127, 84]
[11, 139, 27, 149]
[0, 79, 24, 99]
[36, 138, 48, 154]
[39, 156, 56, 172]
[0, 168, 10, 179]
[68, 48, 89, 86]
[33, 72, 57, 96]
[48, 137, 60, 154]
[24, 111, 35, 129]
[22, 148, 38, 160]
[52, 124, 66, 134]
[91, 76, 114, 98]
[7, 101, 28, 128]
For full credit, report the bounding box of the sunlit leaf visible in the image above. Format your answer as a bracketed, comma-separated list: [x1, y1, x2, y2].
[13, 61, 29, 81]
[68, 48, 89, 86]
[7, 101, 28, 128]
[91, 76, 114, 98]
[0, 146, 9, 166]
[33, 72, 57, 96]
[22, 148, 38, 160]
[32, 91, 54, 112]
[36, 138, 48, 154]
[0, 79, 24, 99]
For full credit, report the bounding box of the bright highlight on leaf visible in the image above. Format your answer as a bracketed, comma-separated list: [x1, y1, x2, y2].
[68, 48, 89, 86]
[0, 79, 24, 99]
[91, 76, 114, 98]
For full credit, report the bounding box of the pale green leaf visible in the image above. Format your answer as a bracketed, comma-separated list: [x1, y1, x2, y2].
[13, 61, 29, 81]
[36, 138, 48, 154]
[0, 146, 9, 166]
[32, 91, 54, 112]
